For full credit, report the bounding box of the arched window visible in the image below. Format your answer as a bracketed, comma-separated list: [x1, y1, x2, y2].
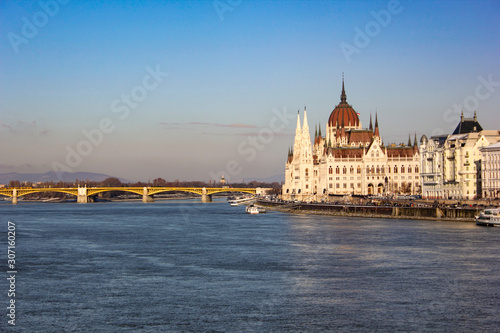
[336, 166, 340, 174]
[329, 166, 333, 175]
[381, 166, 385, 173]
[394, 166, 398, 173]
[350, 166, 354, 174]
[305, 168, 309, 177]
[376, 166, 380, 173]
[357, 166, 361, 174]
[415, 166, 419, 173]
[408, 166, 412, 173]
[343, 166, 347, 174]
[401, 166, 405, 173]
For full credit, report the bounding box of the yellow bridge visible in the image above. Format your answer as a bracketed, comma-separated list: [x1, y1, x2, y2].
[0, 187, 270, 204]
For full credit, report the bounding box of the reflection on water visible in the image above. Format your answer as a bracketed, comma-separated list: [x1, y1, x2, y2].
[0, 200, 499, 332]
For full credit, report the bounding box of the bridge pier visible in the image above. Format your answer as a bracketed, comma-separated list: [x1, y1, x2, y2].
[12, 189, 17, 204]
[201, 187, 212, 202]
[77, 187, 88, 203]
[143, 187, 154, 203]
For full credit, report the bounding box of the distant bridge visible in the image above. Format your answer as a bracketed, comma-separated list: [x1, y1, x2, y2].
[0, 187, 271, 204]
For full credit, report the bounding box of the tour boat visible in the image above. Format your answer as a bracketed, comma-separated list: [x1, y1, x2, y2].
[245, 204, 266, 214]
[246, 205, 260, 214]
[227, 196, 255, 206]
[475, 208, 500, 226]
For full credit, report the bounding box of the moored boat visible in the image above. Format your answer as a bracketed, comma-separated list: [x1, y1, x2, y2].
[475, 208, 500, 226]
[245, 204, 266, 214]
[228, 195, 255, 206]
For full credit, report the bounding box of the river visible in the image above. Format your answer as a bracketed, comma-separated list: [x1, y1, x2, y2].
[1, 200, 499, 332]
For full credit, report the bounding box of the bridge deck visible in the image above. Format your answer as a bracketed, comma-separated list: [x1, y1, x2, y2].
[0, 187, 263, 198]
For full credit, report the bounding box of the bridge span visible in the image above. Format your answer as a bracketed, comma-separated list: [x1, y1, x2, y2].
[0, 187, 271, 204]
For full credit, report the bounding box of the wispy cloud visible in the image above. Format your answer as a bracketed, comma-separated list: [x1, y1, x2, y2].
[0, 120, 51, 136]
[202, 130, 294, 137]
[159, 121, 258, 129]
[158, 121, 294, 137]
[39, 129, 52, 136]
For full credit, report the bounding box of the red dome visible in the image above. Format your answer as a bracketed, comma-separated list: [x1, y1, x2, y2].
[328, 81, 360, 128]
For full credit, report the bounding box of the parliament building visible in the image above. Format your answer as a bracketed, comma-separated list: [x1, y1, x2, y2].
[282, 79, 421, 201]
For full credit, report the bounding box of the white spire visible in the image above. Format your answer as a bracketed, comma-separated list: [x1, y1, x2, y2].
[295, 110, 301, 134]
[301, 106, 312, 160]
[302, 106, 309, 132]
[293, 110, 302, 159]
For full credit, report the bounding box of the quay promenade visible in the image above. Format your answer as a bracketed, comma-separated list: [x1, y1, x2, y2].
[257, 200, 488, 222]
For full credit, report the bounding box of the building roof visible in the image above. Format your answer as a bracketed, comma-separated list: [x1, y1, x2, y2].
[481, 141, 500, 151]
[386, 146, 418, 158]
[326, 147, 364, 158]
[452, 111, 483, 134]
[348, 129, 373, 144]
[430, 134, 449, 147]
[328, 79, 360, 128]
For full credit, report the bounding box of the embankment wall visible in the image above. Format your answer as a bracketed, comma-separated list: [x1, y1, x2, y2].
[258, 201, 480, 222]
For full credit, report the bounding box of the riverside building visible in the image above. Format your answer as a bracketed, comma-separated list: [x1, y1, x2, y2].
[480, 142, 500, 199]
[419, 112, 500, 200]
[282, 79, 420, 201]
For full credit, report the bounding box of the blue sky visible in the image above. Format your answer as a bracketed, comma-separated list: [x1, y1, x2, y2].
[1, 0, 499, 182]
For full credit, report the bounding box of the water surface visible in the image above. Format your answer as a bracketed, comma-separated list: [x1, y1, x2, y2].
[1, 200, 499, 332]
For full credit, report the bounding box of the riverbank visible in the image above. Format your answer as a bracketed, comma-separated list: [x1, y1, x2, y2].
[257, 200, 481, 222]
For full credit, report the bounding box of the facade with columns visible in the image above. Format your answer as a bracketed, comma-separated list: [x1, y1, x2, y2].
[282, 80, 421, 201]
[480, 142, 500, 199]
[419, 112, 500, 200]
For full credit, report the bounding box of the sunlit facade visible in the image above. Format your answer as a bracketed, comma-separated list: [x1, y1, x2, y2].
[420, 112, 500, 200]
[282, 80, 420, 201]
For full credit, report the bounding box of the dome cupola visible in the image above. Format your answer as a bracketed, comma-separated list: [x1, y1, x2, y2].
[327, 78, 360, 129]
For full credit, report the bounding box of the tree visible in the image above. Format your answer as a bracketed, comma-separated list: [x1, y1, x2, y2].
[101, 177, 123, 187]
[8, 180, 21, 188]
[153, 178, 167, 186]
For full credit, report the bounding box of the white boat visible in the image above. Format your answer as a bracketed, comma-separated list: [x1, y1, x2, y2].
[475, 208, 500, 226]
[245, 204, 266, 214]
[228, 196, 255, 206]
[246, 205, 260, 214]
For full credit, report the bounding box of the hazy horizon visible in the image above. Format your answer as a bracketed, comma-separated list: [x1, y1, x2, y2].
[1, 0, 499, 182]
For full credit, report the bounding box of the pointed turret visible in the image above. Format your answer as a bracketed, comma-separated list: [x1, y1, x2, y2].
[369, 114, 373, 131]
[407, 134, 412, 147]
[374, 112, 380, 138]
[318, 122, 321, 137]
[413, 133, 418, 147]
[302, 106, 309, 133]
[474, 110, 477, 122]
[295, 110, 301, 133]
[340, 74, 347, 103]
